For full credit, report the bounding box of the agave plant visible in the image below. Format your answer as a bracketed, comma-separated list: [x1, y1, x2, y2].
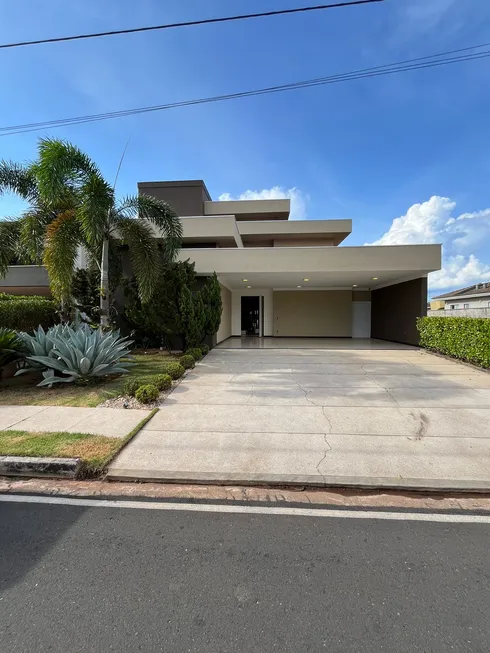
[0, 327, 27, 379]
[17, 323, 134, 386]
[17, 324, 74, 373]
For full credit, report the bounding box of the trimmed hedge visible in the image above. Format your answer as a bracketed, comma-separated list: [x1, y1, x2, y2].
[179, 354, 195, 370]
[152, 373, 172, 391]
[0, 297, 57, 332]
[417, 316, 490, 368]
[200, 344, 210, 356]
[122, 377, 144, 397]
[185, 347, 203, 361]
[135, 384, 159, 404]
[159, 361, 185, 380]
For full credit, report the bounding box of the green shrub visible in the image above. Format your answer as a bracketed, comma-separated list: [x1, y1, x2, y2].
[152, 373, 172, 391]
[0, 293, 50, 301]
[135, 384, 159, 404]
[122, 377, 144, 397]
[417, 316, 490, 368]
[0, 327, 27, 378]
[0, 297, 57, 331]
[179, 354, 195, 370]
[200, 344, 210, 356]
[185, 347, 203, 361]
[159, 361, 185, 380]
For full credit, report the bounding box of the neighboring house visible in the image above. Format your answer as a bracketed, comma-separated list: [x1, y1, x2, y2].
[431, 283, 490, 314]
[0, 179, 442, 346]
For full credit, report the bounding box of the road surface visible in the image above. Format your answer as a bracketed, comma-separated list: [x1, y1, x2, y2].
[1, 496, 489, 652]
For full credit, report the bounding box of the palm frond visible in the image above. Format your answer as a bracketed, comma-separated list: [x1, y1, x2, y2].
[117, 194, 182, 262]
[35, 138, 114, 245]
[43, 211, 81, 302]
[115, 217, 161, 303]
[0, 160, 38, 203]
[0, 219, 21, 277]
[18, 208, 54, 264]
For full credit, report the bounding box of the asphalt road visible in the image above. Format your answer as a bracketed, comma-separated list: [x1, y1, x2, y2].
[1, 499, 489, 652]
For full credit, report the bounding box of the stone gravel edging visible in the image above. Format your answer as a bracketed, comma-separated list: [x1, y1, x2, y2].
[98, 369, 190, 410]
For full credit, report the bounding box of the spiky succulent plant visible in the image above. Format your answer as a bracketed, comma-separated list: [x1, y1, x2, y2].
[17, 323, 134, 386]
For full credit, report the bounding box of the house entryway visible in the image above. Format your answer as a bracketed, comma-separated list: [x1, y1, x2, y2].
[241, 296, 262, 337]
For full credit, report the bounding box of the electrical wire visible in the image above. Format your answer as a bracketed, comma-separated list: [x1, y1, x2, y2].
[0, 1, 384, 50]
[1, 43, 488, 137]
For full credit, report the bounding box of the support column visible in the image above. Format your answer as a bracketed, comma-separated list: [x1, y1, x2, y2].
[371, 277, 427, 346]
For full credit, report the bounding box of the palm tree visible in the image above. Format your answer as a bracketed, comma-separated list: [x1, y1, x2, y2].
[0, 160, 59, 273]
[0, 138, 183, 327]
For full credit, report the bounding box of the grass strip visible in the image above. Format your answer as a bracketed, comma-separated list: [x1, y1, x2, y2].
[0, 407, 159, 479]
[90, 407, 160, 478]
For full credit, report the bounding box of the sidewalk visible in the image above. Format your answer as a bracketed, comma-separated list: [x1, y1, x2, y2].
[0, 405, 149, 438]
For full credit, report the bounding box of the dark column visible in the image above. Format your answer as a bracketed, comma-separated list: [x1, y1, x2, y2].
[371, 277, 427, 346]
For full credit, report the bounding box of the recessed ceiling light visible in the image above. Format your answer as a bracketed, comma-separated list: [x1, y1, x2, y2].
[372, 277, 378, 281]
[242, 279, 248, 282]
[297, 285, 302, 288]
[247, 285, 251, 289]
[353, 284, 358, 287]
[303, 278, 309, 282]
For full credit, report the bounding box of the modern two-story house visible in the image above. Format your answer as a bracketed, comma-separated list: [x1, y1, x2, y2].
[0, 178, 441, 346]
[140, 180, 441, 346]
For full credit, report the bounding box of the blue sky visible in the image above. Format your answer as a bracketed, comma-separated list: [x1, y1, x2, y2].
[1, 0, 490, 295]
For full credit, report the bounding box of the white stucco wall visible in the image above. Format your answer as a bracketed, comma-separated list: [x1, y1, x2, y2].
[444, 296, 490, 310]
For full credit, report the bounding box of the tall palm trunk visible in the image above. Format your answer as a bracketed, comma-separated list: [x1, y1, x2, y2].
[100, 236, 110, 329]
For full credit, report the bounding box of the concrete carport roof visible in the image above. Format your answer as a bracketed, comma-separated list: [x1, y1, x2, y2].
[177, 244, 441, 289]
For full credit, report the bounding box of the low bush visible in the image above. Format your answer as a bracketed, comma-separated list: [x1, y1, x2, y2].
[0, 297, 57, 332]
[0, 293, 49, 301]
[417, 316, 490, 368]
[135, 384, 159, 404]
[122, 377, 144, 397]
[159, 361, 185, 380]
[185, 347, 203, 361]
[152, 373, 172, 391]
[0, 327, 27, 379]
[179, 354, 195, 370]
[200, 344, 210, 356]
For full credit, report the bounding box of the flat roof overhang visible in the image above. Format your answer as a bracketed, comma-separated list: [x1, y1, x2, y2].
[177, 244, 442, 290]
[238, 218, 352, 245]
[205, 199, 290, 220]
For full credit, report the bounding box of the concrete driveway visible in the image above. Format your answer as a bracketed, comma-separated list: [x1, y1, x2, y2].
[108, 340, 490, 490]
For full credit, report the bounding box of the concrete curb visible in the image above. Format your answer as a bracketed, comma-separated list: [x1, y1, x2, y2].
[0, 456, 82, 479]
[105, 469, 490, 493]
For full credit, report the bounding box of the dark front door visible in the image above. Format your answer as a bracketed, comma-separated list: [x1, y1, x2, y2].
[241, 296, 260, 335]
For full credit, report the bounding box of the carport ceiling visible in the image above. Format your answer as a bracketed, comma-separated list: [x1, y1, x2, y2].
[217, 271, 429, 290]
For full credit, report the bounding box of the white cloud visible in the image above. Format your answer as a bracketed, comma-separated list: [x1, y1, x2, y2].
[219, 187, 307, 220]
[366, 196, 490, 291]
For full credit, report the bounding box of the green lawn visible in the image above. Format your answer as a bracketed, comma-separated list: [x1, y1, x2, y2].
[0, 352, 180, 407]
[0, 408, 158, 475]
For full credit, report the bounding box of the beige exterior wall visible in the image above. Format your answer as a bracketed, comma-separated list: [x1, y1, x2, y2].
[273, 238, 334, 247]
[205, 199, 290, 220]
[216, 284, 232, 343]
[243, 240, 273, 248]
[352, 290, 372, 301]
[0, 266, 50, 290]
[273, 290, 352, 337]
[430, 299, 445, 310]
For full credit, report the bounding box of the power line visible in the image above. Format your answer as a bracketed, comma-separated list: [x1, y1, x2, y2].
[0, 1, 384, 50]
[1, 43, 488, 137]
